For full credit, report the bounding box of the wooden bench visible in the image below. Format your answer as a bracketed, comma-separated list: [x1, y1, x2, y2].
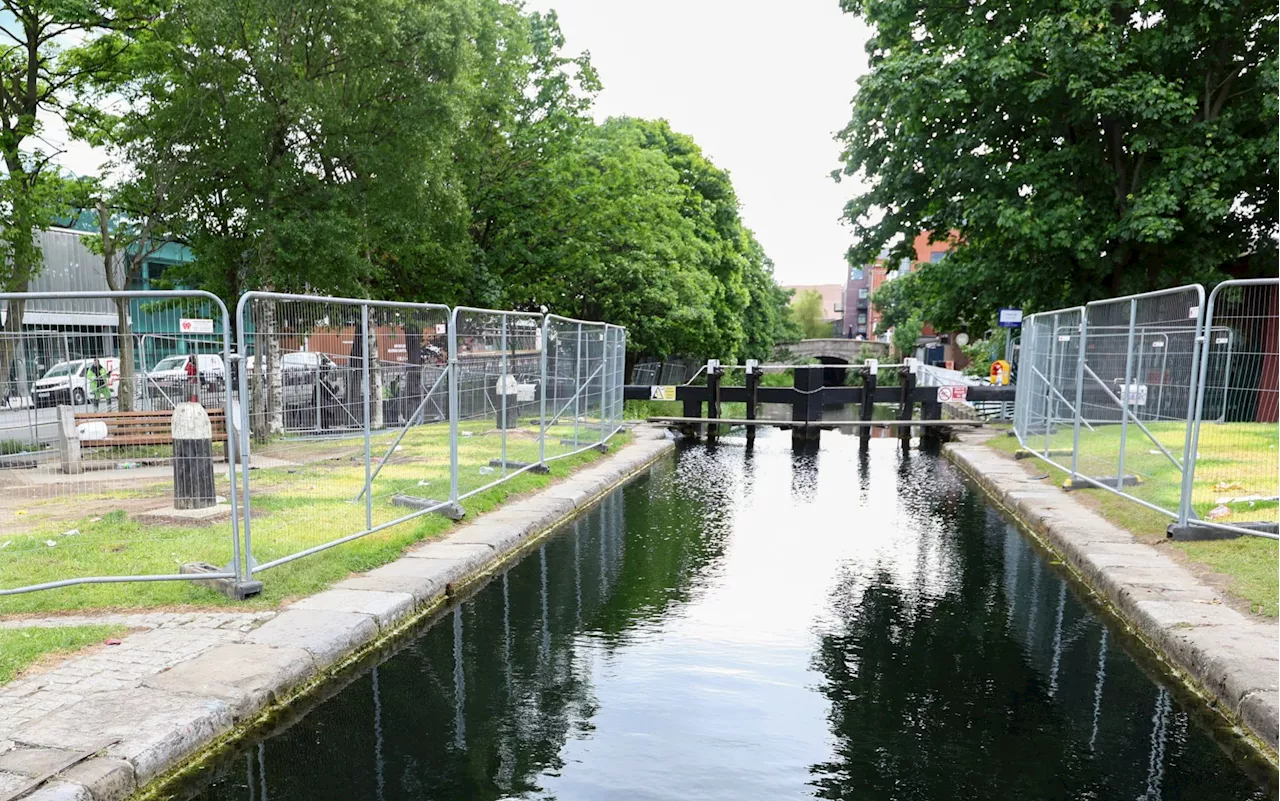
[73, 409, 229, 448]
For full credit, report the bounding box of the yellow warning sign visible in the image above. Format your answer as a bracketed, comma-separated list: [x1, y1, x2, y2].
[649, 385, 677, 401]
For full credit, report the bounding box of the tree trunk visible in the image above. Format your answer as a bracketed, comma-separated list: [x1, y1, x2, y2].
[114, 296, 135, 411]
[368, 307, 384, 430]
[251, 299, 283, 441]
[98, 202, 136, 412]
[0, 292, 27, 405]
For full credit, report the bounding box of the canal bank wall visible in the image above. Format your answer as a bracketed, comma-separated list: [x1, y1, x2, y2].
[0, 428, 676, 801]
[943, 430, 1279, 760]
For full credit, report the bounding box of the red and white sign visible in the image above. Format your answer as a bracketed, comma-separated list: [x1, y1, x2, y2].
[179, 318, 215, 334]
[937, 385, 968, 403]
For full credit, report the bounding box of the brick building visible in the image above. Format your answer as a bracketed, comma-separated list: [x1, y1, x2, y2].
[843, 231, 966, 365]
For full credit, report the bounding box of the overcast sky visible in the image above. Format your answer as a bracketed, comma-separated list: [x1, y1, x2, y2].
[530, 0, 872, 287]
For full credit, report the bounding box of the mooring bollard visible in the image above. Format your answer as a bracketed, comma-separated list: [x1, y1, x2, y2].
[55, 405, 83, 475]
[173, 402, 216, 509]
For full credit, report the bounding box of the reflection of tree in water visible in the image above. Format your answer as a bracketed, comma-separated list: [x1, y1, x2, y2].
[186, 449, 742, 801]
[807, 486, 1269, 801]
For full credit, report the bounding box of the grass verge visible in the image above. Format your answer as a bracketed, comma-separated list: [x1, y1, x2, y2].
[1, 423, 631, 617]
[0, 625, 127, 685]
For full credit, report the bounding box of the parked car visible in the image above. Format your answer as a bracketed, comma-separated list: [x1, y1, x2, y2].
[32, 358, 119, 408]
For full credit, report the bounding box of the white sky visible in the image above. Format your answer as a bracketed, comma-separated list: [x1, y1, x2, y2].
[533, 0, 872, 286]
[51, 0, 871, 287]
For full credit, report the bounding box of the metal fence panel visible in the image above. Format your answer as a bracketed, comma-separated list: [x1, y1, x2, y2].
[1014, 308, 1085, 466]
[1, 291, 241, 597]
[448, 307, 547, 504]
[6, 288, 628, 598]
[1071, 286, 1204, 518]
[1181, 279, 1279, 537]
[542, 315, 612, 464]
[236, 293, 452, 575]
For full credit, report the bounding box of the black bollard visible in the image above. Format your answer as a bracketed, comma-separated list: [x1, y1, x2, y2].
[745, 359, 760, 448]
[173, 402, 216, 509]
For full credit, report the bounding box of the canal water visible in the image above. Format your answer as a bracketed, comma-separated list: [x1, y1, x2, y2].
[164, 431, 1275, 800]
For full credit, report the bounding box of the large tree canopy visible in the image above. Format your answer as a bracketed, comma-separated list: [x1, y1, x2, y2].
[75, 0, 791, 362]
[837, 0, 1278, 329]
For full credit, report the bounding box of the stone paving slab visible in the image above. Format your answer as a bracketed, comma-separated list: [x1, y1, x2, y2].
[0, 427, 675, 799]
[290, 589, 414, 630]
[10, 688, 233, 785]
[244, 609, 377, 668]
[945, 432, 1279, 757]
[142, 644, 314, 721]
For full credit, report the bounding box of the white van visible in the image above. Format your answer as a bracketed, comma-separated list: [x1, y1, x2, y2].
[32, 358, 119, 408]
[144, 353, 226, 405]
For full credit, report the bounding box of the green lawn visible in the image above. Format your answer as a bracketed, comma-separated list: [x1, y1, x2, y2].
[0, 420, 629, 617]
[989, 431, 1279, 616]
[0, 625, 127, 684]
[1019, 420, 1278, 524]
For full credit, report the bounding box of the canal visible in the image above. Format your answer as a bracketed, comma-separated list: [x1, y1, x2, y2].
[161, 431, 1275, 800]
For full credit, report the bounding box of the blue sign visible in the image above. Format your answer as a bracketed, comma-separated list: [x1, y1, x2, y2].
[997, 308, 1023, 328]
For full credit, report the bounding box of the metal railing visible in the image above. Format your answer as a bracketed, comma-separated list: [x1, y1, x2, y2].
[2, 290, 626, 599]
[1014, 281, 1278, 539]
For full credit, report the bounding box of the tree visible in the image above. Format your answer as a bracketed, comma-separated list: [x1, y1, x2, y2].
[457, 4, 600, 308]
[72, 180, 170, 412]
[891, 312, 923, 360]
[114, 0, 473, 302]
[791, 290, 830, 339]
[870, 271, 923, 336]
[482, 114, 784, 362]
[836, 0, 1278, 330]
[740, 234, 799, 359]
[0, 0, 152, 400]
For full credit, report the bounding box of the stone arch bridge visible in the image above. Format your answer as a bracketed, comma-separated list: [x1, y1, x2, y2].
[773, 339, 892, 385]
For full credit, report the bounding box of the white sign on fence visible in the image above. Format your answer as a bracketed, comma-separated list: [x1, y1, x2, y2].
[937, 385, 968, 402]
[650, 385, 676, 401]
[1119, 383, 1148, 406]
[179, 318, 214, 334]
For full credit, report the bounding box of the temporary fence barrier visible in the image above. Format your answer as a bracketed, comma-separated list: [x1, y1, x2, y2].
[0, 290, 243, 596]
[235, 292, 455, 579]
[1013, 281, 1278, 539]
[1180, 279, 1280, 537]
[449, 307, 548, 505]
[2, 289, 625, 600]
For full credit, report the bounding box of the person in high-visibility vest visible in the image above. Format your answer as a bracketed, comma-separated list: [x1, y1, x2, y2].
[88, 358, 110, 410]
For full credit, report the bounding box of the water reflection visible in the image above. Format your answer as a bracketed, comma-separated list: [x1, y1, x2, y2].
[169, 431, 1273, 801]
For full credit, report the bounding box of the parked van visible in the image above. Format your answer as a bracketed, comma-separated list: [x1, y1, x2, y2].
[145, 353, 226, 406]
[32, 358, 119, 407]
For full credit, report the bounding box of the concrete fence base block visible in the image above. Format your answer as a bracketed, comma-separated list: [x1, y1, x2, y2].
[179, 563, 262, 600]
[1064, 474, 1139, 490]
[1167, 521, 1278, 541]
[1014, 447, 1073, 460]
[390, 494, 465, 520]
[487, 458, 551, 474]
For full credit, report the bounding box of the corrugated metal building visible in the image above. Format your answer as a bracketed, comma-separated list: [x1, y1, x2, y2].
[2, 227, 199, 386]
